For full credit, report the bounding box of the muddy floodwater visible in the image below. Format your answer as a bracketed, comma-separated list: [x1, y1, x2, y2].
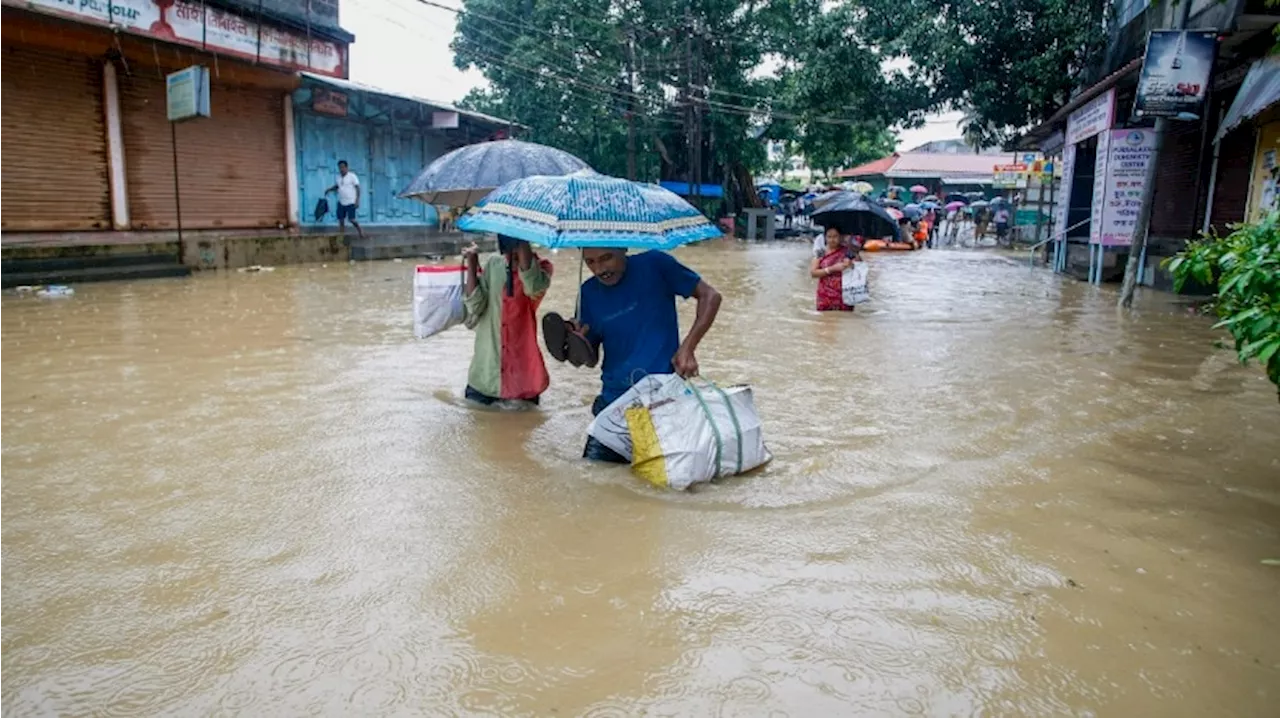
[3, 243, 1278, 716]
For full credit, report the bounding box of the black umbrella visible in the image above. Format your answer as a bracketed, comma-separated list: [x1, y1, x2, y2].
[400, 139, 591, 207]
[811, 191, 898, 238]
[945, 194, 969, 205]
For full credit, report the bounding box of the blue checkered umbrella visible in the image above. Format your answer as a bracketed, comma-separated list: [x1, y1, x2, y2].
[456, 172, 722, 249]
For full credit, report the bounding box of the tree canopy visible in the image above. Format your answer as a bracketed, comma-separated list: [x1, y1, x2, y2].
[450, 0, 1110, 189]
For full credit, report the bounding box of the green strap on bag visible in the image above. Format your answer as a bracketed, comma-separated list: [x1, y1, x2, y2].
[685, 379, 745, 476]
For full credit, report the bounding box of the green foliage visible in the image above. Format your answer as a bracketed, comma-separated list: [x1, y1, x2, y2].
[451, 0, 922, 182]
[1167, 212, 1280, 396]
[859, 0, 1110, 146]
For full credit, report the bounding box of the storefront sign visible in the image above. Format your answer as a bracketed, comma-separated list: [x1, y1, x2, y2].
[311, 88, 348, 117]
[8, 0, 346, 77]
[992, 163, 1029, 189]
[1094, 129, 1157, 245]
[1054, 144, 1076, 240]
[1135, 31, 1218, 120]
[166, 65, 210, 121]
[1066, 88, 1116, 146]
[1090, 132, 1111, 244]
[432, 111, 460, 129]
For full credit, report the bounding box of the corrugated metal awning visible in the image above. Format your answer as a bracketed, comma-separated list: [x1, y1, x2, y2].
[1217, 55, 1280, 142]
[299, 72, 521, 130]
[940, 176, 995, 185]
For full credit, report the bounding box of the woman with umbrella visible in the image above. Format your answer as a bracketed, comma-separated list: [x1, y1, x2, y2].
[460, 236, 555, 406]
[403, 139, 590, 407]
[810, 225, 857, 311]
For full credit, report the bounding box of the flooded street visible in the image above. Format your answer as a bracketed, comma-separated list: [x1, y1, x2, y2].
[3, 242, 1278, 716]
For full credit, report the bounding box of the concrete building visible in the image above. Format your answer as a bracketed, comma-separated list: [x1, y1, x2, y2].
[1018, 0, 1280, 288]
[0, 0, 514, 285]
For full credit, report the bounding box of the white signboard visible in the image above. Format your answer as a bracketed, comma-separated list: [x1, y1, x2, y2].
[1090, 131, 1111, 244]
[8, 0, 346, 77]
[1054, 144, 1076, 240]
[1097, 129, 1157, 246]
[166, 66, 210, 122]
[1066, 88, 1116, 146]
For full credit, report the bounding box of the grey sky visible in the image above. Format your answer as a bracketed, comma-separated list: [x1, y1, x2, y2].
[344, 0, 962, 153]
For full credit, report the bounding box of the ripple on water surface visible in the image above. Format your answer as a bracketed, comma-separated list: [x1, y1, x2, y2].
[3, 244, 1278, 716]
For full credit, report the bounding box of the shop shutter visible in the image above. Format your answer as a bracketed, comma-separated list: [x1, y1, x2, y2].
[1148, 121, 1203, 240]
[1, 45, 110, 231]
[1208, 124, 1255, 232]
[119, 72, 287, 229]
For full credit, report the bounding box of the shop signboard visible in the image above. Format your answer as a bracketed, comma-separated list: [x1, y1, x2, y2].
[1093, 129, 1157, 245]
[1134, 31, 1218, 120]
[7, 0, 346, 77]
[1054, 144, 1076, 240]
[166, 65, 210, 122]
[1090, 132, 1111, 244]
[993, 163, 1028, 189]
[311, 88, 349, 117]
[1065, 88, 1115, 146]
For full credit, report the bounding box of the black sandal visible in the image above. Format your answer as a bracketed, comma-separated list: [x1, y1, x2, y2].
[542, 313, 569, 362]
[566, 329, 598, 368]
[542, 312, 598, 368]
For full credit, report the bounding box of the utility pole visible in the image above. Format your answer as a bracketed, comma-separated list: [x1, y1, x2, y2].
[1119, 0, 1194, 308]
[625, 27, 637, 181]
[683, 10, 695, 200]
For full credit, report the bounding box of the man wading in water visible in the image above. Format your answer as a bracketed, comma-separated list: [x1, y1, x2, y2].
[542, 249, 722, 463]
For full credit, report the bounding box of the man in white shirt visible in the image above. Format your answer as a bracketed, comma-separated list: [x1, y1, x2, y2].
[326, 160, 364, 239]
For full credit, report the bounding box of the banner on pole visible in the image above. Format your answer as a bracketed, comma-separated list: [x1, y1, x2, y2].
[1134, 31, 1219, 120]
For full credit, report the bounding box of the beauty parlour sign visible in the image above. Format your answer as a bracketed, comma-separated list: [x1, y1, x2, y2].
[7, 0, 346, 77]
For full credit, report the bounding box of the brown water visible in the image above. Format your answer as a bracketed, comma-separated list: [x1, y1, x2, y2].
[3, 243, 1278, 716]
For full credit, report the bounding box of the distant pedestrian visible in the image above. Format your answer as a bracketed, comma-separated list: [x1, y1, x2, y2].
[326, 160, 364, 239]
[994, 205, 1012, 244]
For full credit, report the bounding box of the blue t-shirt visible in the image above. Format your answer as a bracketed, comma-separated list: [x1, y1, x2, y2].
[579, 251, 701, 406]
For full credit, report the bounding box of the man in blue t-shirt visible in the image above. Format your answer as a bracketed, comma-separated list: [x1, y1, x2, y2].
[542, 248, 723, 463]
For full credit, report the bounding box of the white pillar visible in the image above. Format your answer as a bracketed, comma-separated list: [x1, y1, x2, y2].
[283, 94, 300, 227]
[102, 62, 130, 230]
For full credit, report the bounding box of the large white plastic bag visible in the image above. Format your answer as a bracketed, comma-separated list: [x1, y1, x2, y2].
[842, 263, 870, 305]
[626, 381, 772, 490]
[413, 265, 465, 339]
[586, 374, 689, 461]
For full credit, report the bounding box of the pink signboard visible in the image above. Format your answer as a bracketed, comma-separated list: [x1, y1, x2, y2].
[7, 0, 346, 77]
[1066, 88, 1116, 146]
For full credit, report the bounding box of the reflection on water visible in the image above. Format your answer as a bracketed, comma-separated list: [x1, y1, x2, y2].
[3, 243, 1278, 716]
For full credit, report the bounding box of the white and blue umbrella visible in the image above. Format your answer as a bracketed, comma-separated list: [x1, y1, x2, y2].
[399, 139, 590, 208]
[456, 172, 722, 249]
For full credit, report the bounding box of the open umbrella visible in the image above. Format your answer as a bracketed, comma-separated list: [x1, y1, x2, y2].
[923, 194, 939, 203]
[970, 200, 990, 210]
[400, 139, 591, 207]
[880, 198, 903, 209]
[921, 201, 941, 210]
[812, 190, 845, 208]
[885, 207, 905, 220]
[456, 172, 720, 249]
[909, 184, 928, 194]
[811, 191, 898, 238]
[850, 181, 874, 194]
[902, 206, 923, 221]
[945, 200, 967, 211]
[989, 196, 1009, 206]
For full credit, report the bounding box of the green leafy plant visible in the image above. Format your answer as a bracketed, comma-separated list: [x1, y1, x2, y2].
[1166, 211, 1280, 397]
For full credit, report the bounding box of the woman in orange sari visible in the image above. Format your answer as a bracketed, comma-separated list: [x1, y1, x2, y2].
[810, 226, 853, 311]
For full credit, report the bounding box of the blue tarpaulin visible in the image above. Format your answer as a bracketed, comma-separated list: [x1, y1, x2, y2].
[659, 181, 724, 198]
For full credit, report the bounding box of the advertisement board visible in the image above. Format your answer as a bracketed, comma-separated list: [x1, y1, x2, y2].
[1134, 31, 1218, 120]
